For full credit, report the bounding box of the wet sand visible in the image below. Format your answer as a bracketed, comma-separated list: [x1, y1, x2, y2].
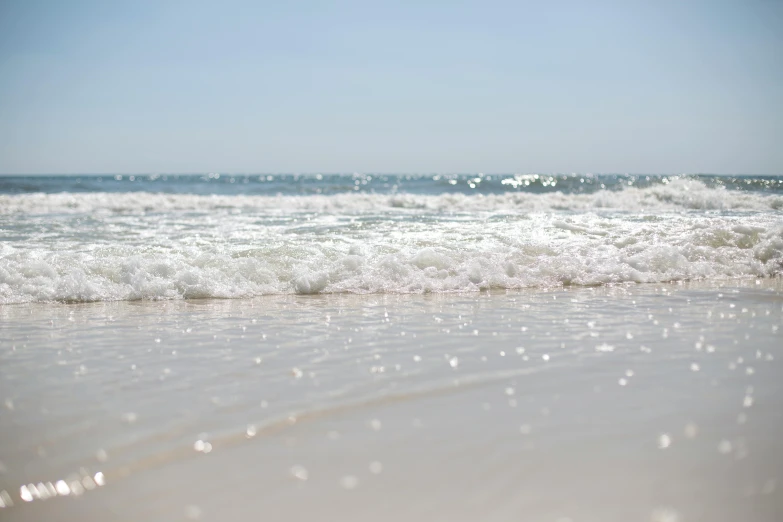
[1, 280, 782, 521]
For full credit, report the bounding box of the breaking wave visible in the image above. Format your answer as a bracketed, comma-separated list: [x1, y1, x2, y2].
[1, 177, 782, 214]
[1, 178, 782, 303]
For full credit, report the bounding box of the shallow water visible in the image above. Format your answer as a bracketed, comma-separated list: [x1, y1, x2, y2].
[1, 280, 781, 521]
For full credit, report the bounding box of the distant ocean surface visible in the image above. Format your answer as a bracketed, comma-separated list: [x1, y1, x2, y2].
[1, 173, 782, 304]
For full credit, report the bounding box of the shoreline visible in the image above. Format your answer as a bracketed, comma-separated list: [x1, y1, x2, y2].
[2, 279, 781, 521]
[2, 275, 782, 308]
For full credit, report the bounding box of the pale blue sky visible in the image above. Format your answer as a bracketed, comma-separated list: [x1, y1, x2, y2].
[1, 0, 781, 174]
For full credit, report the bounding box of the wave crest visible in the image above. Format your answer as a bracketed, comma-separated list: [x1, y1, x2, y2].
[1, 178, 782, 214]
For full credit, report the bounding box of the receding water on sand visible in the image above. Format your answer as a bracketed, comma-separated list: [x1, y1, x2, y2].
[1, 280, 781, 521]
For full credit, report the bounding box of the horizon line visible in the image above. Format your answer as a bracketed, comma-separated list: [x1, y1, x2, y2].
[2, 172, 782, 177]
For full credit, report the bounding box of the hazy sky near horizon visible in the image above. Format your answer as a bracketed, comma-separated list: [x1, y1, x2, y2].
[1, 0, 781, 174]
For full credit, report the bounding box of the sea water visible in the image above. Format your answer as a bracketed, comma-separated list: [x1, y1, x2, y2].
[1, 174, 782, 521]
[1, 173, 782, 303]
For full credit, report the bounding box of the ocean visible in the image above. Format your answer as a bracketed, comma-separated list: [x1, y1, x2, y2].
[1, 174, 782, 521]
[1, 173, 782, 302]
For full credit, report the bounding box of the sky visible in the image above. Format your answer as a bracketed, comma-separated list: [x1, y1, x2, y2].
[0, 0, 781, 174]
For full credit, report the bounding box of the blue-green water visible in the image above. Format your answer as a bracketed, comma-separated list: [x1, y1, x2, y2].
[2, 173, 782, 196]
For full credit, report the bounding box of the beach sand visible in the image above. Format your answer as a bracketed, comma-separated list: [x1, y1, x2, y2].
[1, 280, 782, 521]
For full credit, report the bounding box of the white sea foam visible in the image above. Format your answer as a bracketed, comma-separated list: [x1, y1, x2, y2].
[1, 178, 782, 214]
[1, 179, 782, 303]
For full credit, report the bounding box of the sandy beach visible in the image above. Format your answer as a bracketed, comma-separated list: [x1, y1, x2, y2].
[2, 280, 781, 521]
